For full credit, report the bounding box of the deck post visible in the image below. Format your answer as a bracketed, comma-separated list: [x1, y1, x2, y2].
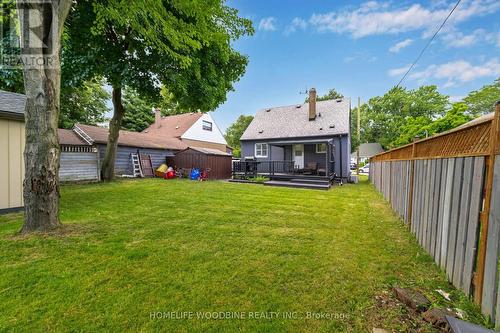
[474, 102, 500, 305]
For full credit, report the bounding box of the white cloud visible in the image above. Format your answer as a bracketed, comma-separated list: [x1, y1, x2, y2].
[284, 17, 308, 35]
[388, 64, 412, 77]
[440, 28, 500, 47]
[308, 0, 500, 38]
[407, 58, 500, 86]
[258, 17, 277, 31]
[389, 38, 413, 53]
[450, 95, 465, 102]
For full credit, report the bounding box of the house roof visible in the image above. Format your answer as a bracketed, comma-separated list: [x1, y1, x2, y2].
[58, 129, 89, 146]
[0, 90, 26, 120]
[75, 124, 187, 150]
[142, 112, 203, 138]
[351, 143, 384, 158]
[240, 98, 351, 141]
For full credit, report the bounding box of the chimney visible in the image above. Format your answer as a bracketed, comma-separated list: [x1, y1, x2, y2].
[308, 88, 316, 121]
[154, 108, 161, 128]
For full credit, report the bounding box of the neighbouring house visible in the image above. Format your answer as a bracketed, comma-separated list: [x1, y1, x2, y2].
[0, 90, 233, 211]
[143, 111, 232, 154]
[236, 88, 351, 189]
[0, 90, 26, 212]
[350, 143, 384, 164]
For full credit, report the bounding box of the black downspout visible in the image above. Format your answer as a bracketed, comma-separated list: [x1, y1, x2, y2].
[339, 135, 343, 185]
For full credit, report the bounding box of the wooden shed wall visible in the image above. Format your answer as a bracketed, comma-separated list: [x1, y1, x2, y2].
[0, 119, 25, 210]
[169, 150, 232, 179]
[59, 150, 99, 182]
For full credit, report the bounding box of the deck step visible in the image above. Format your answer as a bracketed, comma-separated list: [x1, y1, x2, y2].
[263, 180, 330, 190]
[289, 178, 331, 185]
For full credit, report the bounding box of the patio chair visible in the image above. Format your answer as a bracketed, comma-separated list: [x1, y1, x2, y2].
[302, 162, 318, 175]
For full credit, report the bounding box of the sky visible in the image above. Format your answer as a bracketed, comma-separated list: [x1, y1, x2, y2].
[211, 0, 500, 132]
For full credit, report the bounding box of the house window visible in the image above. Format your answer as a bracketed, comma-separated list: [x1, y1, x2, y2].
[316, 143, 327, 153]
[255, 143, 268, 158]
[202, 120, 212, 131]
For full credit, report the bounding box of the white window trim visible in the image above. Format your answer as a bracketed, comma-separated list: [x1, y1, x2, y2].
[316, 143, 327, 153]
[255, 143, 268, 158]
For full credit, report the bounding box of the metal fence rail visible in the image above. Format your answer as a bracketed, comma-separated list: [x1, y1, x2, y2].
[370, 104, 500, 328]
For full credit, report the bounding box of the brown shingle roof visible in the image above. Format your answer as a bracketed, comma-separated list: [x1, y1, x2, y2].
[76, 124, 187, 150]
[142, 112, 203, 138]
[58, 129, 88, 145]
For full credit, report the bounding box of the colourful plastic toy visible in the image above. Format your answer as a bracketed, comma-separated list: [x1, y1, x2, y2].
[190, 168, 200, 180]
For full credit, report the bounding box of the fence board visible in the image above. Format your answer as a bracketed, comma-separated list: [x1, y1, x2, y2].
[441, 159, 456, 269]
[483, 155, 500, 320]
[463, 157, 485, 295]
[430, 159, 442, 258]
[446, 158, 464, 279]
[435, 158, 448, 263]
[453, 157, 474, 287]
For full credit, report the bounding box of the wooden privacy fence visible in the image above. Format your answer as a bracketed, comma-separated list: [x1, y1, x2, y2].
[370, 104, 500, 328]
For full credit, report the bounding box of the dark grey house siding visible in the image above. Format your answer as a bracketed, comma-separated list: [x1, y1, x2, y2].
[97, 145, 175, 176]
[240, 134, 350, 178]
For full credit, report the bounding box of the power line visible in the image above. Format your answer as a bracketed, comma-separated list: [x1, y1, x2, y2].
[396, 0, 462, 88]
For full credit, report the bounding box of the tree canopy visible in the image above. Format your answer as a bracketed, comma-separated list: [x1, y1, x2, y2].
[224, 115, 254, 157]
[121, 87, 155, 132]
[59, 79, 110, 129]
[463, 78, 500, 116]
[62, 0, 254, 180]
[351, 85, 449, 151]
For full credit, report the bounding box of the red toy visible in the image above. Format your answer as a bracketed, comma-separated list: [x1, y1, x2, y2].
[166, 170, 175, 179]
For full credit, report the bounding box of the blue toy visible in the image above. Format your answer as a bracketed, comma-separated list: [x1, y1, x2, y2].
[190, 168, 201, 180]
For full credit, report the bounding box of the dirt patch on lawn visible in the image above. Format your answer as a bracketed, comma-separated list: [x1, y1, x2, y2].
[365, 290, 439, 333]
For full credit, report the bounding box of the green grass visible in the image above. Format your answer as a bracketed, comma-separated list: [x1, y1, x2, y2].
[0, 177, 488, 332]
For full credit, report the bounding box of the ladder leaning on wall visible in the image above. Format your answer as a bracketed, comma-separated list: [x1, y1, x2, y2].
[130, 153, 143, 178]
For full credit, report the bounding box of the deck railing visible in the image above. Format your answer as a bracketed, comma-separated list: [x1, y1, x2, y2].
[232, 160, 296, 177]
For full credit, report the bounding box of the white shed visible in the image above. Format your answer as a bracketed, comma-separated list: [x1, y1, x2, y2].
[0, 90, 26, 212]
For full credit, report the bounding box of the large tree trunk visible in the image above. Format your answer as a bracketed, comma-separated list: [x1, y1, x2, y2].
[18, 0, 71, 233]
[101, 86, 125, 181]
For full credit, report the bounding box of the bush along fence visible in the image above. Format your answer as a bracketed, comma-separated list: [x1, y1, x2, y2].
[370, 102, 500, 328]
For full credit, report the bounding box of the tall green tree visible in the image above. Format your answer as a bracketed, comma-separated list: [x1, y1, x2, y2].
[121, 87, 155, 132]
[463, 78, 500, 116]
[63, 0, 253, 181]
[0, 1, 23, 93]
[305, 88, 343, 102]
[358, 85, 449, 149]
[15, 0, 72, 233]
[224, 115, 253, 157]
[59, 79, 110, 129]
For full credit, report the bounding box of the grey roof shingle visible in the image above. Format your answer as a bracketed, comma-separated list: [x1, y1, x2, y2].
[0, 90, 26, 119]
[240, 98, 350, 141]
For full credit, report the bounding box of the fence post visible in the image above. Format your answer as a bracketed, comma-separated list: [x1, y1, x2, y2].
[407, 141, 417, 227]
[474, 103, 500, 304]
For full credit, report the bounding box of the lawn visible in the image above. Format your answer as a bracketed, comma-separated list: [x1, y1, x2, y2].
[0, 178, 487, 332]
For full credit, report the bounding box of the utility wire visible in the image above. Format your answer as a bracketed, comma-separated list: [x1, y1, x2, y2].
[396, 0, 462, 87]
